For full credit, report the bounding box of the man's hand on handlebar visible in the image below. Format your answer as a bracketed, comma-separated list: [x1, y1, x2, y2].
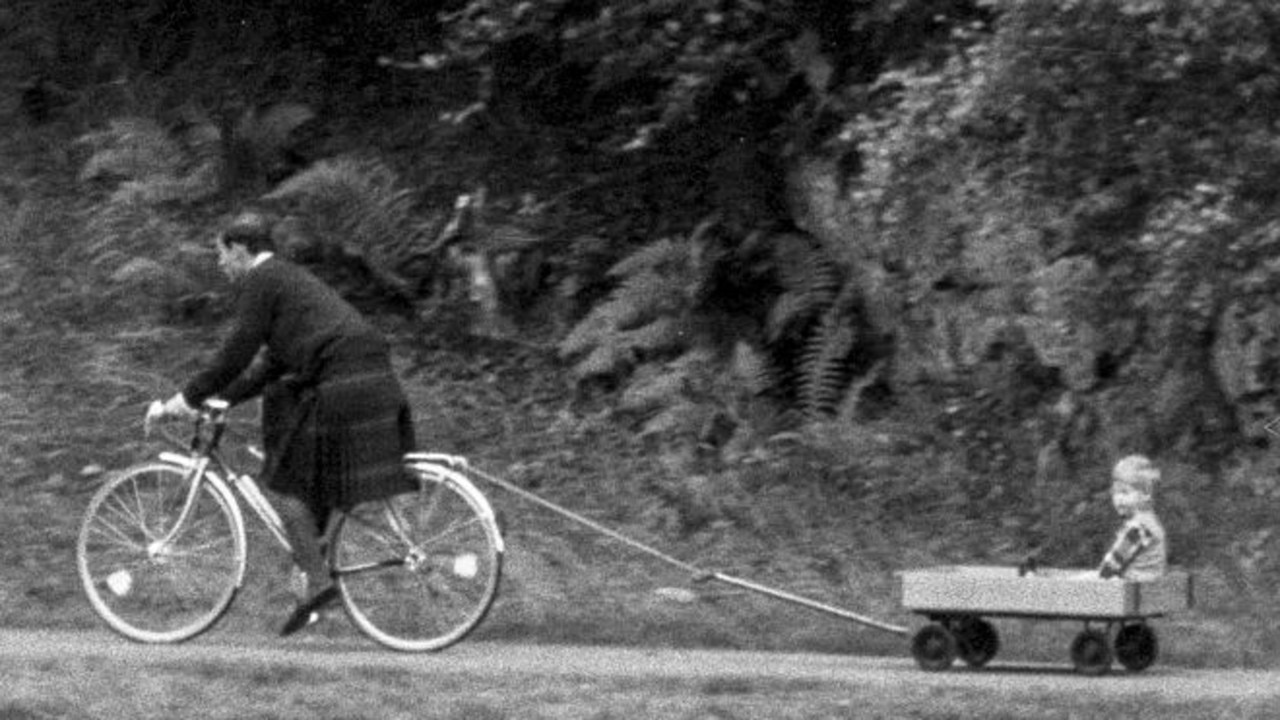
[144, 393, 198, 436]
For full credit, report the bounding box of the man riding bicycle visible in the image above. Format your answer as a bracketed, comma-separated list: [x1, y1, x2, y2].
[147, 210, 417, 635]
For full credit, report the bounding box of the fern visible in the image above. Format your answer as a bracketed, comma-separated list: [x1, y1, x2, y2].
[729, 341, 775, 397]
[560, 223, 879, 444]
[267, 157, 426, 251]
[82, 198, 194, 300]
[78, 117, 184, 182]
[558, 304, 615, 359]
[265, 156, 430, 300]
[76, 115, 222, 204]
[607, 236, 684, 279]
[75, 101, 318, 205]
[797, 303, 859, 420]
[558, 236, 695, 380]
[619, 315, 685, 355]
[620, 362, 688, 413]
[833, 359, 887, 425]
[559, 221, 886, 453]
[608, 268, 681, 329]
[574, 342, 630, 379]
[234, 103, 315, 165]
[640, 398, 706, 440]
[621, 349, 720, 440]
[764, 233, 842, 344]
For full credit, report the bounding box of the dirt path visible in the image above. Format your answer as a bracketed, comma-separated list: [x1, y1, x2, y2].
[3, 627, 1276, 703]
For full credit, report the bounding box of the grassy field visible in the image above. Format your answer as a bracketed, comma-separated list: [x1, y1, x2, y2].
[3, 321, 1280, 674]
[4, 648, 1279, 720]
[2, 123, 1279, 720]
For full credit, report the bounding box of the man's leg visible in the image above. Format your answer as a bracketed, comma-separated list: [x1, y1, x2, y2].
[274, 493, 332, 596]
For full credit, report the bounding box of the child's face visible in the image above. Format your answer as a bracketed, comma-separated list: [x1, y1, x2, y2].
[1111, 486, 1145, 517]
[215, 236, 254, 281]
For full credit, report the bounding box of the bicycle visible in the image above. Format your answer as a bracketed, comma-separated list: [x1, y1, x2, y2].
[75, 399, 504, 652]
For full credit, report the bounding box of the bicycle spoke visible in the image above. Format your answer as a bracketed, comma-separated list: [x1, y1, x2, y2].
[86, 512, 149, 550]
[159, 535, 237, 558]
[334, 557, 407, 577]
[89, 555, 153, 576]
[127, 475, 161, 539]
[77, 463, 245, 644]
[418, 515, 487, 548]
[165, 507, 229, 545]
[164, 557, 237, 595]
[334, 473, 502, 652]
[99, 493, 156, 543]
[342, 509, 405, 546]
[363, 488, 487, 552]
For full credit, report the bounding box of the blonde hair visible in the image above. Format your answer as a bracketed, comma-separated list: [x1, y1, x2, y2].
[1112, 454, 1159, 500]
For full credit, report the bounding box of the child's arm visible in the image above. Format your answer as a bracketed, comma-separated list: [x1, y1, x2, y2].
[1098, 522, 1155, 578]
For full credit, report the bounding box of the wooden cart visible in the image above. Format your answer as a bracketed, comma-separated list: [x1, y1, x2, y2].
[898, 565, 1194, 675]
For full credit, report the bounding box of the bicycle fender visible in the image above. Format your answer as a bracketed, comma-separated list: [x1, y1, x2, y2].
[158, 451, 200, 469]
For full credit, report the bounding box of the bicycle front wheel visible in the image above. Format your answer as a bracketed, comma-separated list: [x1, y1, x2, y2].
[77, 462, 246, 643]
[333, 467, 503, 652]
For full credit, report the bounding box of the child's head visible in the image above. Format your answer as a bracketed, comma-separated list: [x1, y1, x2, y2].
[1111, 454, 1158, 516]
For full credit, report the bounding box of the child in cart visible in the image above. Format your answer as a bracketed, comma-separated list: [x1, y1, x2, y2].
[1022, 454, 1167, 581]
[1095, 454, 1167, 580]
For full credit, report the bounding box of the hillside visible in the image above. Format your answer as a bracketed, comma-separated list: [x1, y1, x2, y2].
[2, 0, 1280, 666]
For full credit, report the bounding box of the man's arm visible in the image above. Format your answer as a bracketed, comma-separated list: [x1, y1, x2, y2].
[184, 269, 276, 406]
[219, 348, 285, 405]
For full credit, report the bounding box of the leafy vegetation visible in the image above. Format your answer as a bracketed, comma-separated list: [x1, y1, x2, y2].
[6, 0, 1280, 665]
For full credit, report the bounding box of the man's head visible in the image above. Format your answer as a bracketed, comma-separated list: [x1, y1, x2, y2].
[1111, 454, 1158, 517]
[216, 211, 275, 280]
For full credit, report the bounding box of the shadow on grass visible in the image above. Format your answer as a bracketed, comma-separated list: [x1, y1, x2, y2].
[0, 702, 79, 720]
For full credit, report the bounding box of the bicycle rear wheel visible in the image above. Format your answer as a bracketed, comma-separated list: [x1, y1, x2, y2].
[77, 462, 246, 643]
[333, 466, 503, 652]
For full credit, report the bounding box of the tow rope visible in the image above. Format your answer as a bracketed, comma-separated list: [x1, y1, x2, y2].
[445, 456, 908, 637]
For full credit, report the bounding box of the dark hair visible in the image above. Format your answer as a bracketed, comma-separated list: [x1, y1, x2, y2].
[221, 211, 276, 254]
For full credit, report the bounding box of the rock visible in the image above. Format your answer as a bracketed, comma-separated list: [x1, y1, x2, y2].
[1023, 257, 1105, 391]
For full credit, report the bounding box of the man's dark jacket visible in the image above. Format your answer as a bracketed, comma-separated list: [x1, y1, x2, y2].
[185, 257, 416, 519]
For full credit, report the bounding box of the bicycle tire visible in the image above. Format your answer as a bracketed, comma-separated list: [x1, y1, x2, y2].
[77, 462, 247, 643]
[333, 463, 503, 652]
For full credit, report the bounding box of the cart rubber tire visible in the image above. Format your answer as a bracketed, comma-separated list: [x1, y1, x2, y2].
[953, 616, 1000, 668]
[911, 623, 958, 672]
[1070, 629, 1113, 676]
[1114, 623, 1159, 672]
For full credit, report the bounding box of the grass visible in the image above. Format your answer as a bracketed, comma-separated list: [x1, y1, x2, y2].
[1, 222, 1278, 669]
[3, 652, 1280, 720]
[1, 105, 1279, 718]
[3, 319, 1280, 671]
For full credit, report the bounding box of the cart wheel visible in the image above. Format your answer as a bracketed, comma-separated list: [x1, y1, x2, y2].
[1069, 629, 1113, 676]
[953, 616, 1000, 668]
[911, 623, 958, 672]
[1114, 623, 1159, 672]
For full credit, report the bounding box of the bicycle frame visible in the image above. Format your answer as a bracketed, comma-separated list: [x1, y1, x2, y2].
[151, 418, 499, 580]
[83, 402, 505, 651]
[156, 447, 293, 553]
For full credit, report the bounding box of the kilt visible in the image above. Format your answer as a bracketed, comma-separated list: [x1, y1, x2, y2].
[261, 358, 417, 526]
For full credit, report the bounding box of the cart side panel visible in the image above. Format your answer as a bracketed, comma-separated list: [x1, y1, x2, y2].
[900, 566, 1129, 616]
[900, 566, 1192, 618]
[1131, 571, 1193, 615]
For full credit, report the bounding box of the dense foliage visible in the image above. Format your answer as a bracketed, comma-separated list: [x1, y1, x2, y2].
[8, 0, 1280, 598]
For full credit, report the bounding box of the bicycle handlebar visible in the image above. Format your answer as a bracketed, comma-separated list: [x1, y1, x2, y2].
[146, 399, 232, 454]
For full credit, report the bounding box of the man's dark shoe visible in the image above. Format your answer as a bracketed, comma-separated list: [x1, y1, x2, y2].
[280, 585, 339, 637]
